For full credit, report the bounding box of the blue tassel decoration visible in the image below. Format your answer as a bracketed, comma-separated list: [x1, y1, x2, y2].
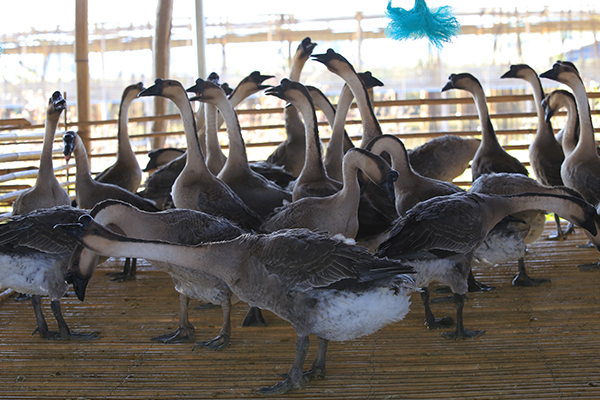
[385, 0, 461, 50]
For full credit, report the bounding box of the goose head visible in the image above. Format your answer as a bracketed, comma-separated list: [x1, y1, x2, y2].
[186, 78, 226, 103]
[539, 61, 581, 86]
[64, 245, 96, 301]
[311, 48, 356, 76]
[138, 78, 186, 99]
[359, 71, 384, 89]
[62, 130, 77, 162]
[347, 148, 398, 200]
[541, 89, 574, 123]
[226, 71, 274, 100]
[50, 91, 66, 112]
[441, 72, 483, 93]
[120, 82, 145, 105]
[297, 37, 317, 60]
[500, 64, 535, 80]
[265, 78, 314, 109]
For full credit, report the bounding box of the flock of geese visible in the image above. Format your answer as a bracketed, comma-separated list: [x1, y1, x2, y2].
[1, 35, 600, 394]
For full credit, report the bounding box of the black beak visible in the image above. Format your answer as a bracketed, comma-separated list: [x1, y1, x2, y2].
[380, 170, 398, 200]
[64, 271, 89, 302]
[51, 91, 66, 111]
[441, 81, 455, 92]
[138, 79, 165, 97]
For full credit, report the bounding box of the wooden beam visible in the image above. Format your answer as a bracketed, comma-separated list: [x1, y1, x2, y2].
[75, 0, 91, 152]
[152, 0, 173, 150]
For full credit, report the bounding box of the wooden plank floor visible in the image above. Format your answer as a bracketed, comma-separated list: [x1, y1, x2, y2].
[2, 222, 600, 399]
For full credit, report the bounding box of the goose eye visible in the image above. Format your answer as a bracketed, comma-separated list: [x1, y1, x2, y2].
[379, 165, 384, 171]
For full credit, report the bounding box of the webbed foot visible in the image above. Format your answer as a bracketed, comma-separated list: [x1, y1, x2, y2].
[425, 316, 455, 330]
[151, 326, 195, 343]
[192, 333, 230, 351]
[512, 272, 550, 287]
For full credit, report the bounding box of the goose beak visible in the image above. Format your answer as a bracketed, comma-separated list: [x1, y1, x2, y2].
[380, 170, 398, 200]
[64, 271, 89, 302]
[265, 86, 284, 100]
[441, 81, 455, 92]
[62, 132, 75, 162]
[541, 99, 554, 123]
[138, 79, 165, 97]
[51, 91, 66, 111]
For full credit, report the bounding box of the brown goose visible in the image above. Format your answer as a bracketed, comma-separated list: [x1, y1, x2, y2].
[138, 79, 262, 231]
[266, 79, 342, 201]
[501, 64, 568, 239]
[266, 37, 317, 177]
[542, 89, 580, 159]
[67, 199, 262, 350]
[57, 217, 415, 395]
[12, 91, 70, 215]
[187, 78, 292, 218]
[94, 82, 144, 193]
[378, 191, 598, 339]
[441, 72, 529, 180]
[260, 148, 397, 239]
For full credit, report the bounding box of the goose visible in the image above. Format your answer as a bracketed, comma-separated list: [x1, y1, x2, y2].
[441, 72, 529, 180]
[62, 131, 159, 213]
[260, 148, 397, 239]
[266, 79, 342, 201]
[407, 135, 481, 182]
[138, 72, 273, 209]
[542, 89, 580, 158]
[0, 206, 99, 340]
[469, 172, 587, 286]
[501, 64, 569, 240]
[143, 147, 185, 173]
[187, 78, 292, 218]
[138, 79, 263, 231]
[312, 49, 383, 149]
[67, 199, 264, 349]
[57, 217, 415, 395]
[540, 61, 600, 267]
[377, 190, 598, 339]
[12, 91, 70, 215]
[62, 130, 161, 281]
[266, 37, 318, 177]
[306, 84, 355, 159]
[93, 82, 144, 193]
[323, 72, 383, 182]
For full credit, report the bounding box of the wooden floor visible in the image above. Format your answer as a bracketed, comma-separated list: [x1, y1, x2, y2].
[2, 223, 600, 399]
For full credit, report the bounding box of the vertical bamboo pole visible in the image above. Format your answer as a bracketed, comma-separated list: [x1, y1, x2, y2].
[195, 0, 207, 80]
[151, 0, 173, 150]
[75, 0, 91, 155]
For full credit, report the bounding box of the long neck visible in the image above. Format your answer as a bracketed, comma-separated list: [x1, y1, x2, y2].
[194, 102, 208, 156]
[559, 96, 580, 157]
[116, 92, 136, 163]
[470, 85, 500, 148]
[205, 102, 227, 174]
[569, 76, 597, 158]
[38, 106, 62, 181]
[335, 67, 382, 148]
[212, 94, 251, 173]
[337, 151, 362, 207]
[294, 96, 326, 179]
[325, 84, 354, 181]
[73, 138, 93, 184]
[169, 91, 208, 172]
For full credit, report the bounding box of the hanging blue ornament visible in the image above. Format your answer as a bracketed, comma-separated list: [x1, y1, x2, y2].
[384, 0, 461, 50]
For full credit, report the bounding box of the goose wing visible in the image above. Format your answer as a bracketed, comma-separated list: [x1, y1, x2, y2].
[252, 229, 414, 291]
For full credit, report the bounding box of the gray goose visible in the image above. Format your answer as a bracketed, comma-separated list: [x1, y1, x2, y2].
[12, 91, 70, 215]
[94, 82, 144, 193]
[67, 199, 264, 350]
[138, 79, 262, 231]
[377, 190, 598, 339]
[187, 78, 292, 218]
[57, 217, 415, 395]
[266, 79, 342, 201]
[0, 206, 99, 340]
[441, 72, 529, 180]
[540, 61, 600, 268]
[501, 64, 569, 239]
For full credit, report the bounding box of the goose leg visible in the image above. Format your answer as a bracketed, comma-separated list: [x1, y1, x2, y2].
[421, 287, 454, 329]
[442, 293, 485, 340]
[242, 306, 267, 327]
[467, 269, 494, 292]
[193, 296, 231, 351]
[259, 335, 310, 395]
[107, 258, 137, 281]
[30, 295, 52, 339]
[547, 214, 573, 240]
[152, 293, 195, 343]
[50, 299, 100, 340]
[305, 337, 328, 381]
[512, 257, 550, 286]
[577, 259, 600, 271]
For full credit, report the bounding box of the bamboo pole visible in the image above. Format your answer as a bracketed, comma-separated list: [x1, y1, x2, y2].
[151, 0, 173, 150]
[75, 0, 91, 154]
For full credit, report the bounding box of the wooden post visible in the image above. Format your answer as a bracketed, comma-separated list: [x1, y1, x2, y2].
[194, 0, 207, 80]
[151, 0, 173, 150]
[75, 0, 91, 154]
